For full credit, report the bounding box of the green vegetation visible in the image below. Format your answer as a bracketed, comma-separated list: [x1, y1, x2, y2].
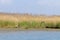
[46, 22, 56, 28]
[0, 20, 60, 29]
[56, 22, 60, 28]
[18, 21, 46, 29]
[46, 22, 60, 29]
[40, 21, 46, 28]
[18, 21, 31, 29]
[0, 20, 16, 28]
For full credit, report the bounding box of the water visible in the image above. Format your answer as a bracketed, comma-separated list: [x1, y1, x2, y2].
[0, 31, 60, 40]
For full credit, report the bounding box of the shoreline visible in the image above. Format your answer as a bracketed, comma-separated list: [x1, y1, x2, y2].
[0, 28, 60, 32]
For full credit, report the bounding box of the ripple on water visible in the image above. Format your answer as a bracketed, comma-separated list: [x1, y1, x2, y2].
[0, 31, 60, 40]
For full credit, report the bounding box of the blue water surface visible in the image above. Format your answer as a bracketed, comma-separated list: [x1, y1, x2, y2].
[0, 31, 60, 40]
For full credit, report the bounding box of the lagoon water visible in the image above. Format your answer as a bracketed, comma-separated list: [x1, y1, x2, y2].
[0, 31, 60, 40]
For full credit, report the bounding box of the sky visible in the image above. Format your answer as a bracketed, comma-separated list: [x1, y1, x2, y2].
[0, 0, 60, 15]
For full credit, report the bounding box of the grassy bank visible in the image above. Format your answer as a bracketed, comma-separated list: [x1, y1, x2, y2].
[0, 20, 17, 28]
[0, 20, 60, 29]
[0, 13, 60, 29]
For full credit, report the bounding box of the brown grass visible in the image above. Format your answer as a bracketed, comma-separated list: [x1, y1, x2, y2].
[0, 13, 60, 23]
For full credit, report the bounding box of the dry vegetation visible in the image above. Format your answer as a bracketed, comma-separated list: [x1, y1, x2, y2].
[0, 13, 60, 29]
[0, 13, 60, 23]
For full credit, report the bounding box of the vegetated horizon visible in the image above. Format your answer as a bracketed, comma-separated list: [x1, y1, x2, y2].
[0, 12, 59, 29]
[0, 12, 60, 16]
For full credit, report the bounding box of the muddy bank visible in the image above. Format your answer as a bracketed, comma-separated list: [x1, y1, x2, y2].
[0, 28, 60, 32]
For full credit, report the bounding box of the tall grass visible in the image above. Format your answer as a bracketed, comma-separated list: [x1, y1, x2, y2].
[46, 22, 60, 29]
[46, 22, 56, 28]
[18, 21, 46, 29]
[56, 22, 60, 28]
[18, 21, 31, 29]
[0, 20, 16, 28]
[39, 21, 46, 28]
[0, 20, 60, 29]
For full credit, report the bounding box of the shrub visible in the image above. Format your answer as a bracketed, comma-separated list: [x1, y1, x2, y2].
[18, 21, 30, 29]
[0, 20, 16, 28]
[30, 21, 38, 28]
[56, 22, 60, 28]
[46, 22, 56, 28]
[40, 21, 46, 28]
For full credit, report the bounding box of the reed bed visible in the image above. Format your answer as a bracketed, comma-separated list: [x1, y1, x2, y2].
[0, 20, 60, 29]
[0, 13, 60, 29]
